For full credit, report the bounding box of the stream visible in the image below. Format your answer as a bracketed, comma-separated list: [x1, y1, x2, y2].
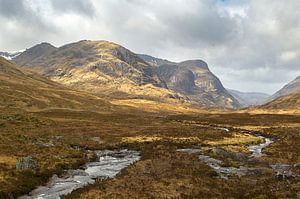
[19, 149, 140, 199]
[248, 136, 273, 157]
[177, 133, 274, 179]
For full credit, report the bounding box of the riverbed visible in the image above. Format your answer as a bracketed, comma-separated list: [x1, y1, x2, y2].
[19, 149, 140, 199]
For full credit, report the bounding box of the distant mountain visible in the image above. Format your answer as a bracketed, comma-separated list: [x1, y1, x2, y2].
[0, 50, 24, 60]
[228, 89, 270, 107]
[143, 57, 241, 108]
[269, 76, 300, 101]
[13, 40, 240, 108]
[0, 56, 111, 111]
[260, 91, 300, 111]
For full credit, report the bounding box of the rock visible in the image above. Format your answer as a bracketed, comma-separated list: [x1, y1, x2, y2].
[212, 148, 247, 161]
[16, 156, 38, 171]
[297, 192, 300, 199]
[271, 164, 293, 180]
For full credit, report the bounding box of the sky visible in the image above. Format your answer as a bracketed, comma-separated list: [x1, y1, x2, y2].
[0, 0, 300, 94]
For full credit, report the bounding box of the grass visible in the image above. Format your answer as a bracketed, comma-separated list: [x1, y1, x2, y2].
[0, 107, 299, 198]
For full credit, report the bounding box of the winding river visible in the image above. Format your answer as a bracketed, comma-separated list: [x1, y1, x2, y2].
[19, 149, 140, 199]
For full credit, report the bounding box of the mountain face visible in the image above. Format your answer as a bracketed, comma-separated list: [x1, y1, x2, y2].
[269, 76, 300, 101]
[149, 59, 241, 108]
[0, 50, 24, 60]
[228, 89, 270, 107]
[137, 54, 175, 67]
[13, 42, 57, 66]
[13, 40, 240, 108]
[0, 57, 110, 111]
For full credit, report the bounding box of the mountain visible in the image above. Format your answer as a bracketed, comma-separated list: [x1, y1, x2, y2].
[143, 58, 241, 108]
[269, 76, 300, 101]
[0, 56, 111, 111]
[0, 50, 24, 60]
[228, 89, 270, 107]
[259, 91, 300, 111]
[12, 40, 184, 101]
[13, 40, 240, 108]
[13, 42, 57, 66]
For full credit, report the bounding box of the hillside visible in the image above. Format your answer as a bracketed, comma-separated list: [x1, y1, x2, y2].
[260, 91, 300, 111]
[13, 40, 184, 101]
[228, 89, 270, 107]
[0, 57, 111, 111]
[269, 76, 300, 101]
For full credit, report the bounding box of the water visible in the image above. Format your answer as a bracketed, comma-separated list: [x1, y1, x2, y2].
[248, 136, 273, 157]
[19, 149, 140, 199]
[177, 134, 272, 179]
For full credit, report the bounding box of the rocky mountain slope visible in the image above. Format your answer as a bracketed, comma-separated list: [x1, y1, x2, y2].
[137, 54, 175, 67]
[0, 57, 111, 111]
[141, 56, 240, 108]
[13, 40, 240, 108]
[269, 76, 300, 101]
[228, 89, 270, 107]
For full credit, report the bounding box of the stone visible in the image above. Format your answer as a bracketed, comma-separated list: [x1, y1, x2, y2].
[16, 156, 38, 171]
[212, 148, 247, 161]
[271, 164, 293, 180]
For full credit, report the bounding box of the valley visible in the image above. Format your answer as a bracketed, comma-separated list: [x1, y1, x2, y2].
[0, 41, 299, 199]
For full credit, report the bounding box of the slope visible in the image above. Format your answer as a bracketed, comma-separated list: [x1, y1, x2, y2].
[0, 57, 111, 111]
[269, 76, 300, 100]
[13, 40, 182, 101]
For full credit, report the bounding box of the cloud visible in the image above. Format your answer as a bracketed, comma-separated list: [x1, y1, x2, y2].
[0, 0, 299, 94]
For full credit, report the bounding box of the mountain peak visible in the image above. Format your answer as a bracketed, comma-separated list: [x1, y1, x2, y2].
[13, 42, 57, 66]
[179, 60, 209, 70]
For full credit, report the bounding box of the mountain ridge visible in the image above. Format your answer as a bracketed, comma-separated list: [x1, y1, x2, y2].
[228, 89, 270, 107]
[268, 76, 300, 101]
[12, 40, 240, 108]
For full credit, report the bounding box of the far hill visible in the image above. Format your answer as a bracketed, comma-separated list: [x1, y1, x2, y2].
[269, 76, 300, 101]
[228, 89, 270, 107]
[0, 57, 111, 111]
[259, 91, 300, 112]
